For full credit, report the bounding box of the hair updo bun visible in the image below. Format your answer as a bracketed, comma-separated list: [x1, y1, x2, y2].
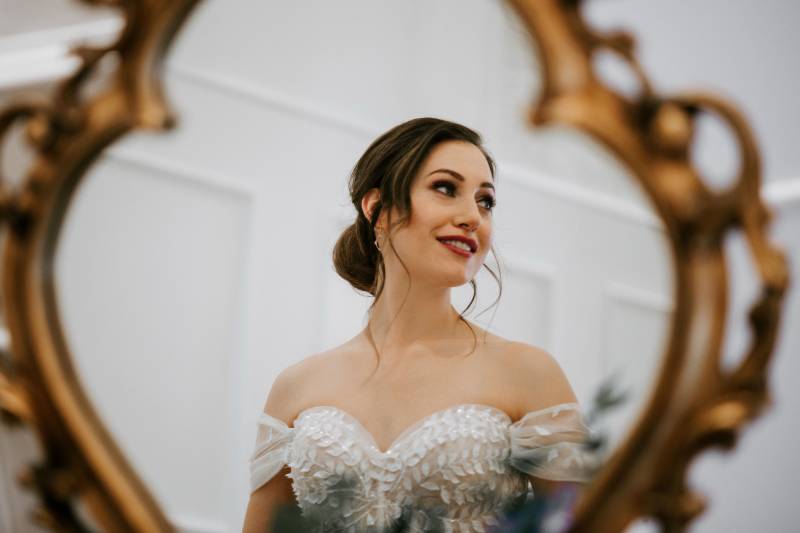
[332, 218, 381, 295]
[331, 116, 498, 310]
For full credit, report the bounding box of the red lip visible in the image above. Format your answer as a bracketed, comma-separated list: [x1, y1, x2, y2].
[436, 235, 478, 253]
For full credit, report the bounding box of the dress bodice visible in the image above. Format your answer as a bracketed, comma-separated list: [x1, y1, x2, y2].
[249, 402, 595, 532]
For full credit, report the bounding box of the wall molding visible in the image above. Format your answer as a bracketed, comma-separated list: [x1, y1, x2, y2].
[66, 143, 257, 533]
[499, 250, 558, 284]
[2, 23, 796, 221]
[0, 43, 79, 89]
[764, 177, 800, 208]
[168, 65, 675, 231]
[481, 250, 558, 348]
[600, 280, 673, 403]
[169, 64, 378, 140]
[105, 146, 258, 198]
[500, 163, 664, 230]
[605, 280, 674, 316]
[0, 17, 122, 90]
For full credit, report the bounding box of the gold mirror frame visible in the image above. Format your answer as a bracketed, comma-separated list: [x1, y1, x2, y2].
[0, 0, 789, 531]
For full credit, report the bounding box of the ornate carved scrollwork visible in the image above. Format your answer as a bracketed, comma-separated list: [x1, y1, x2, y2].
[0, 0, 788, 531]
[0, 1, 200, 530]
[507, 0, 789, 530]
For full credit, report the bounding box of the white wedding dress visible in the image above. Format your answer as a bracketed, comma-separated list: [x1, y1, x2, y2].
[249, 402, 595, 532]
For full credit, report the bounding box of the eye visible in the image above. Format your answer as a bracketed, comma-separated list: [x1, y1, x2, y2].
[433, 180, 456, 196]
[479, 195, 496, 211]
[433, 180, 496, 212]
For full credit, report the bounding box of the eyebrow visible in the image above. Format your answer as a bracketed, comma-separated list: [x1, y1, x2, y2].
[426, 168, 495, 191]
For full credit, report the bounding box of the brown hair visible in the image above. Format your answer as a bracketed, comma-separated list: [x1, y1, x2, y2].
[332, 117, 503, 353]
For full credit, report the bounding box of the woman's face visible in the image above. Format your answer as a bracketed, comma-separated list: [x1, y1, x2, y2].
[382, 139, 496, 288]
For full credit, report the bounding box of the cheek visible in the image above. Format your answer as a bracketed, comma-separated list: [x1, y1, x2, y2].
[407, 209, 439, 237]
[481, 223, 493, 246]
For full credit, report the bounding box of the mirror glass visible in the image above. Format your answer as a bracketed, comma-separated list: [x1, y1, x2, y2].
[47, 1, 672, 529]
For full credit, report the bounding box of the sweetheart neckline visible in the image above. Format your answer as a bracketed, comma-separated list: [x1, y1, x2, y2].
[288, 401, 579, 455]
[295, 403, 511, 454]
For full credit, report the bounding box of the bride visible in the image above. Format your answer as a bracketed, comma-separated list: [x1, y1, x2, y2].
[242, 117, 593, 532]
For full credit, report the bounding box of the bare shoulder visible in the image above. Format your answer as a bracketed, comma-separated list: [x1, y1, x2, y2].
[496, 340, 562, 377]
[492, 338, 579, 417]
[261, 353, 319, 424]
[466, 323, 557, 372]
[262, 337, 362, 424]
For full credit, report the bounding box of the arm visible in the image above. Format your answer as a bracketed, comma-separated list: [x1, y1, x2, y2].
[528, 476, 585, 499]
[242, 365, 304, 533]
[242, 466, 295, 533]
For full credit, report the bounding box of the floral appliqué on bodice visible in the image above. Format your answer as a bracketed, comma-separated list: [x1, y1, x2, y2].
[250, 402, 595, 532]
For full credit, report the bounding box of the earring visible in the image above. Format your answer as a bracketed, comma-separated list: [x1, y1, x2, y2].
[374, 230, 383, 252]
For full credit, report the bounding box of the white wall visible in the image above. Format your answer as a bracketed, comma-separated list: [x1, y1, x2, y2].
[0, 1, 796, 531]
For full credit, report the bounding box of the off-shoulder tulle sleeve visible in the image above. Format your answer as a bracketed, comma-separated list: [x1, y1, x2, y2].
[508, 402, 597, 482]
[249, 412, 294, 493]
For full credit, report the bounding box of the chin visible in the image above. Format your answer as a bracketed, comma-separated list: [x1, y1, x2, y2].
[419, 261, 476, 287]
[437, 270, 473, 288]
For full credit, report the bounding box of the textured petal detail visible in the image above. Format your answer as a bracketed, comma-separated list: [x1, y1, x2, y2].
[277, 403, 592, 531]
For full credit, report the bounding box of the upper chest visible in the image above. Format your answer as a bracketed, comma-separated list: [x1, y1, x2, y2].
[298, 343, 519, 451]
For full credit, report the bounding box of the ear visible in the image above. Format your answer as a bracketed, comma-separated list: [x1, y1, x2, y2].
[361, 188, 382, 229]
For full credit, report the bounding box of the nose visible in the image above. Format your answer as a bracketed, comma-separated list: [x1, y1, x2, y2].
[454, 197, 481, 232]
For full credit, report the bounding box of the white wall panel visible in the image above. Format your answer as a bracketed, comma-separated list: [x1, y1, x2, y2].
[468, 256, 556, 351]
[600, 282, 673, 451]
[54, 155, 253, 525]
[317, 212, 373, 352]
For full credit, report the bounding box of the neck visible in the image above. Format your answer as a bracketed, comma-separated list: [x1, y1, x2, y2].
[366, 275, 465, 361]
